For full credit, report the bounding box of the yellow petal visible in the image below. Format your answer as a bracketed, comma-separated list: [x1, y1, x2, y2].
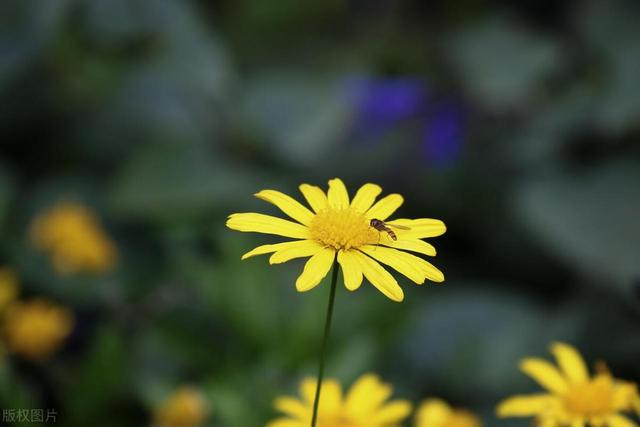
[266, 418, 305, 427]
[350, 183, 382, 213]
[612, 381, 639, 409]
[415, 258, 445, 283]
[255, 190, 315, 226]
[416, 398, 453, 424]
[496, 394, 556, 417]
[274, 397, 308, 420]
[345, 374, 391, 416]
[359, 245, 425, 284]
[540, 419, 559, 427]
[362, 246, 443, 283]
[269, 240, 323, 264]
[352, 251, 404, 302]
[317, 379, 343, 416]
[227, 213, 309, 239]
[299, 184, 328, 213]
[295, 247, 335, 292]
[298, 377, 342, 415]
[550, 342, 589, 384]
[327, 178, 349, 209]
[371, 400, 412, 424]
[337, 250, 363, 291]
[382, 238, 436, 256]
[241, 240, 306, 260]
[300, 378, 318, 404]
[520, 358, 568, 394]
[608, 415, 638, 427]
[571, 421, 585, 427]
[387, 218, 446, 239]
[366, 194, 404, 221]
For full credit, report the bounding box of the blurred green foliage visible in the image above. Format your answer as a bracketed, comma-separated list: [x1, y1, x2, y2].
[1, 0, 639, 426]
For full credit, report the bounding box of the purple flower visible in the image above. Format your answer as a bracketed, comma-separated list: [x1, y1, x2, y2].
[348, 76, 428, 135]
[422, 101, 466, 167]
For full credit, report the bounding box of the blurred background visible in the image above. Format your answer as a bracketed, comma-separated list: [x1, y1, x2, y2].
[1, 0, 640, 425]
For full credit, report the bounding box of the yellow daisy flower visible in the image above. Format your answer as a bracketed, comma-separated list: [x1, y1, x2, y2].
[30, 201, 117, 275]
[497, 342, 640, 427]
[415, 399, 482, 427]
[154, 386, 209, 427]
[226, 178, 446, 302]
[267, 373, 412, 427]
[4, 299, 74, 361]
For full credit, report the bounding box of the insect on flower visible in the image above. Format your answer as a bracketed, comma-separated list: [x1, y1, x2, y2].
[227, 178, 446, 302]
[369, 218, 410, 241]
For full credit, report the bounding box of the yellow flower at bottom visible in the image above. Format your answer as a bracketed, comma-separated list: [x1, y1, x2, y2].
[0, 267, 18, 311]
[227, 178, 446, 302]
[154, 387, 209, 427]
[30, 201, 117, 275]
[415, 399, 482, 427]
[267, 373, 412, 427]
[4, 299, 74, 361]
[497, 342, 640, 427]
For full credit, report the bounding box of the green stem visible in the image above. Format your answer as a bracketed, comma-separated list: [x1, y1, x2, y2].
[310, 259, 339, 427]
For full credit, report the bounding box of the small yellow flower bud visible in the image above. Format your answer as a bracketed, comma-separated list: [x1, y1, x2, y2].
[4, 299, 74, 361]
[154, 387, 209, 427]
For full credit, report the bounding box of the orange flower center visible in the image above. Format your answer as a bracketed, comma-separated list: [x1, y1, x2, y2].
[309, 208, 378, 250]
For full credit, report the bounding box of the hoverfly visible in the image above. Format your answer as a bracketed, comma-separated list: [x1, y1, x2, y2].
[370, 219, 410, 241]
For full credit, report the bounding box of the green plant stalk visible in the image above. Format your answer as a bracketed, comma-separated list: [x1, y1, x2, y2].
[310, 260, 339, 427]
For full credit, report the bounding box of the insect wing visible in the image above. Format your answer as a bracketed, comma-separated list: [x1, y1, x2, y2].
[388, 223, 411, 230]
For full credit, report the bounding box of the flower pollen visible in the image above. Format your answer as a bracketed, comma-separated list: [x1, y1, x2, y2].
[309, 208, 377, 250]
